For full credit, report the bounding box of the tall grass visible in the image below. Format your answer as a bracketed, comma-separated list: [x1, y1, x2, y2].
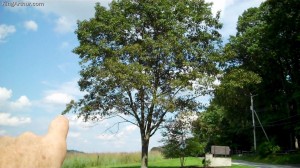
[62, 151, 163, 168]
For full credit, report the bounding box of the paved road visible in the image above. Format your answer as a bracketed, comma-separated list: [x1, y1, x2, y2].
[233, 160, 300, 168]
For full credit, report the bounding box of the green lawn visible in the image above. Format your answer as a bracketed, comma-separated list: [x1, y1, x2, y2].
[231, 166, 254, 168]
[109, 157, 254, 168]
[109, 157, 202, 168]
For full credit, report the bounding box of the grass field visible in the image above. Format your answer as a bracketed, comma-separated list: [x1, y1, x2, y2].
[62, 151, 253, 168]
[62, 151, 164, 168]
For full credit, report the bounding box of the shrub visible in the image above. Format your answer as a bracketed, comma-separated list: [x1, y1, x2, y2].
[258, 141, 280, 157]
[202, 158, 211, 168]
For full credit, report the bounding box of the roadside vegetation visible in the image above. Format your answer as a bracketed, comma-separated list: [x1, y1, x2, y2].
[232, 141, 300, 165]
[233, 152, 300, 165]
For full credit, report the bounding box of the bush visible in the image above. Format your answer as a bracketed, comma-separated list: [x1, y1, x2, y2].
[258, 141, 280, 157]
[202, 158, 211, 168]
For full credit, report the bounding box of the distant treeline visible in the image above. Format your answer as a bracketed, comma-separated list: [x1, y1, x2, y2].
[67, 149, 85, 154]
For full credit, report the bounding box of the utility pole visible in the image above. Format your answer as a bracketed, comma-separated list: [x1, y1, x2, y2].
[250, 93, 269, 152]
[250, 93, 256, 151]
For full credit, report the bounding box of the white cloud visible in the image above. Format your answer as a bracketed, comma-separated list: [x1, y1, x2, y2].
[39, 79, 85, 111]
[0, 24, 16, 42]
[206, 0, 264, 16]
[97, 133, 115, 140]
[43, 92, 74, 105]
[13, 0, 110, 34]
[0, 87, 32, 112]
[68, 131, 81, 138]
[0, 87, 12, 101]
[29, 0, 110, 20]
[60, 41, 70, 49]
[10, 96, 32, 109]
[0, 113, 31, 126]
[54, 16, 75, 34]
[26, 80, 81, 115]
[57, 80, 84, 97]
[68, 115, 99, 128]
[24, 20, 38, 31]
[206, 0, 235, 16]
[66, 115, 113, 138]
[218, 0, 265, 39]
[124, 125, 138, 132]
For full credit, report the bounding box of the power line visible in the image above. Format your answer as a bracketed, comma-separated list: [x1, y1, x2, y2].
[257, 120, 300, 127]
[264, 114, 300, 124]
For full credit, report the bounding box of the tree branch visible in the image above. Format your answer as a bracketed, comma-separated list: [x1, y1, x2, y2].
[150, 110, 168, 136]
[116, 114, 139, 127]
[127, 90, 142, 126]
[101, 121, 128, 134]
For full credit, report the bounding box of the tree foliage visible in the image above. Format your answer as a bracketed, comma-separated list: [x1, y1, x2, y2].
[193, 104, 226, 148]
[161, 112, 204, 167]
[193, 102, 253, 152]
[63, 0, 222, 167]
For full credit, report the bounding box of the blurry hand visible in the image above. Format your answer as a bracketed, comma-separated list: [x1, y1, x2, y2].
[0, 115, 69, 168]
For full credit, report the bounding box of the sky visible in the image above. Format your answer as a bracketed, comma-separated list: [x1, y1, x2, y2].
[0, 0, 264, 153]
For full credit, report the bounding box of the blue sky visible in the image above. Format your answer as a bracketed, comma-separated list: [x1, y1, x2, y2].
[0, 0, 264, 153]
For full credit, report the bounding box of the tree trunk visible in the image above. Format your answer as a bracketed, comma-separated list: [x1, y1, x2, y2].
[180, 156, 185, 168]
[141, 135, 149, 168]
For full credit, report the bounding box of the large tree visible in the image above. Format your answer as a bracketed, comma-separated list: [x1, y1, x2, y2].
[63, 0, 222, 167]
